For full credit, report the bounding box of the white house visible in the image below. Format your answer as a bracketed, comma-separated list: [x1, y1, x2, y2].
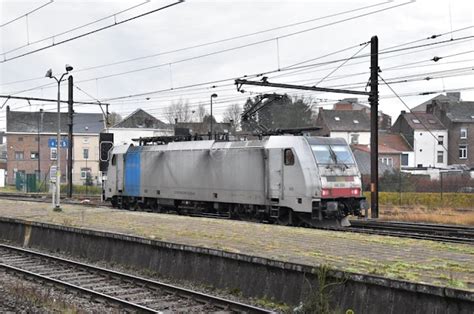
[108, 109, 173, 146]
[315, 109, 371, 145]
[392, 111, 448, 168]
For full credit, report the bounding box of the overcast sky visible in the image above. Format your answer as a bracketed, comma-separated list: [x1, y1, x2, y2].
[1, 0, 473, 129]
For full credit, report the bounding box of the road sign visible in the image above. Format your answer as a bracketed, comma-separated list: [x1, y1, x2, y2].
[48, 138, 69, 148]
[50, 165, 57, 182]
[48, 138, 57, 148]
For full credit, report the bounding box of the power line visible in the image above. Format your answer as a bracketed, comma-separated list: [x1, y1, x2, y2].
[0, 0, 53, 28]
[378, 74, 456, 163]
[1, 0, 412, 88]
[10, 32, 472, 99]
[0, 0, 184, 63]
[0, 1, 397, 87]
[314, 42, 369, 86]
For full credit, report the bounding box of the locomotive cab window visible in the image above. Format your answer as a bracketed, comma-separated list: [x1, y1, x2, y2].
[284, 149, 295, 165]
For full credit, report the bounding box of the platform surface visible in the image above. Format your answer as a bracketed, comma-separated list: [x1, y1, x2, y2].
[0, 199, 472, 291]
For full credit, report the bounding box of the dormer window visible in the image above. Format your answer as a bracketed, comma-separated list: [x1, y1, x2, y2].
[353, 120, 359, 124]
[428, 119, 436, 124]
[412, 119, 420, 123]
[334, 117, 340, 121]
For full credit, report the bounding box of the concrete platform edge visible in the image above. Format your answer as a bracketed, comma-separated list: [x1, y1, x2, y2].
[0, 216, 472, 312]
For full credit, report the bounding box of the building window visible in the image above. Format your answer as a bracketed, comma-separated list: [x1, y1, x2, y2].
[459, 145, 467, 159]
[80, 168, 91, 179]
[284, 149, 295, 166]
[30, 152, 39, 160]
[50, 148, 57, 160]
[350, 134, 359, 144]
[83, 138, 89, 144]
[83, 148, 89, 160]
[18, 137, 23, 141]
[353, 120, 359, 124]
[437, 151, 444, 163]
[14, 151, 24, 160]
[334, 117, 340, 121]
[438, 135, 444, 145]
[401, 154, 409, 166]
[460, 128, 467, 139]
[380, 157, 393, 166]
[412, 119, 420, 124]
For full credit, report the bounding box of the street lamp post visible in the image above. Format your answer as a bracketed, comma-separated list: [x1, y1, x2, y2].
[45, 64, 73, 211]
[210, 93, 218, 138]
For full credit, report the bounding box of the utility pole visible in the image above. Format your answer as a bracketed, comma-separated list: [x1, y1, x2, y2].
[37, 109, 43, 184]
[67, 76, 74, 198]
[369, 35, 379, 218]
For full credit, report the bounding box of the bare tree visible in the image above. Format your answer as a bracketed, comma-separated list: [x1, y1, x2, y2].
[223, 104, 242, 132]
[196, 103, 208, 122]
[164, 100, 193, 124]
[108, 112, 122, 126]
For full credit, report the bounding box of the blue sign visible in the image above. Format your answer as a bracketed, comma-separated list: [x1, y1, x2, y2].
[48, 138, 69, 148]
[48, 138, 57, 148]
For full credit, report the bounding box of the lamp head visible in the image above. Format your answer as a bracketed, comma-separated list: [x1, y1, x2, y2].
[211, 93, 218, 98]
[65, 64, 73, 72]
[45, 69, 53, 78]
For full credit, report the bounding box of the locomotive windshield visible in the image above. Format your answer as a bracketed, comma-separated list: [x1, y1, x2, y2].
[311, 145, 355, 165]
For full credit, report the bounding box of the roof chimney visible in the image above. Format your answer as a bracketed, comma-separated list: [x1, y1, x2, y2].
[401, 110, 406, 114]
[446, 92, 460, 101]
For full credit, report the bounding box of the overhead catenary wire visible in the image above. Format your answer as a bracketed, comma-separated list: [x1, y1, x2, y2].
[0, 0, 184, 63]
[1, 0, 414, 89]
[8, 32, 474, 100]
[0, 0, 54, 28]
[378, 74, 457, 163]
[0, 0, 395, 87]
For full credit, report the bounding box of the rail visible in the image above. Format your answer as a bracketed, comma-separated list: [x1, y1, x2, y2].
[0, 244, 273, 313]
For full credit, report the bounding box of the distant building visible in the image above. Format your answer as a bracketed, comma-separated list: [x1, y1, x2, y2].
[351, 132, 413, 174]
[6, 106, 104, 186]
[315, 108, 371, 145]
[108, 109, 172, 145]
[0, 131, 6, 170]
[71, 113, 107, 185]
[423, 93, 474, 169]
[175, 121, 232, 136]
[391, 111, 447, 168]
[333, 98, 391, 129]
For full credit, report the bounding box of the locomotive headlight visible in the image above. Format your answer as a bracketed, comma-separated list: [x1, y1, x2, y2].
[350, 188, 360, 196]
[322, 188, 331, 197]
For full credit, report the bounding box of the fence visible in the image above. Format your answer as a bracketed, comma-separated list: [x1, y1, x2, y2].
[362, 170, 474, 208]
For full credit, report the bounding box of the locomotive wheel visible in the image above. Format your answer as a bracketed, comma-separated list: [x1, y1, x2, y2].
[111, 197, 118, 208]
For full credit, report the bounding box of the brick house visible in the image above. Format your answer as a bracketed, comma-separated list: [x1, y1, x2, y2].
[351, 132, 413, 175]
[6, 107, 104, 186]
[391, 111, 448, 168]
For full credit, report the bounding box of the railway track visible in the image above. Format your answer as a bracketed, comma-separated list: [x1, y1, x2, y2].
[348, 220, 474, 244]
[1, 193, 473, 244]
[0, 244, 272, 313]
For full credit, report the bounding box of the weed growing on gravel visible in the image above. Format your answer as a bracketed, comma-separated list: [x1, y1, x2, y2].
[7, 282, 79, 312]
[254, 296, 291, 313]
